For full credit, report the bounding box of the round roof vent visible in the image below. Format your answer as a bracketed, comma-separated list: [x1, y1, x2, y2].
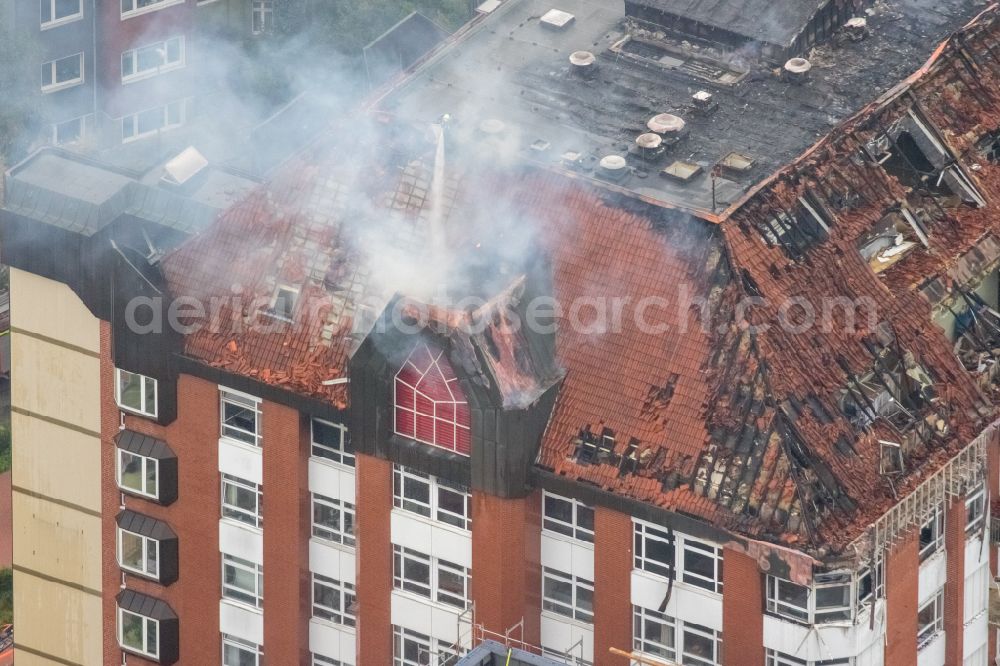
[636, 133, 663, 149]
[570, 50, 596, 67]
[784, 58, 812, 75]
[846, 17, 867, 29]
[479, 118, 506, 134]
[599, 154, 627, 171]
[647, 113, 686, 134]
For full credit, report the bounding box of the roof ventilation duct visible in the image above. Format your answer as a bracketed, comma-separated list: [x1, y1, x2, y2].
[845, 17, 868, 41]
[784, 57, 812, 84]
[598, 154, 629, 181]
[569, 50, 597, 77]
[540, 8, 575, 30]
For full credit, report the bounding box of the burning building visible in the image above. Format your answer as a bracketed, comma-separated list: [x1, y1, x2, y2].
[4, 0, 1000, 665]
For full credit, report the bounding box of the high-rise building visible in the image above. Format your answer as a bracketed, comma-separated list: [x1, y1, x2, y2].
[4, 0, 1000, 665]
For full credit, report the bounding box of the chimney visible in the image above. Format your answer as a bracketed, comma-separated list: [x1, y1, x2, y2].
[569, 50, 597, 78]
[783, 58, 812, 84]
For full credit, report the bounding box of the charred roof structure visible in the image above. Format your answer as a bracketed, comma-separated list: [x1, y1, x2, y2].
[7, 0, 1000, 575]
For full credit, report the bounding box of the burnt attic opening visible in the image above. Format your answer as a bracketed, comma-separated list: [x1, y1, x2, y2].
[858, 208, 928, 274]
[754, 195, 830, 259]
[838, 340, 936, 432]
[983, 130, 1000, 163]
[881, 131, 947, 194]
[934, 269, 1000, 378]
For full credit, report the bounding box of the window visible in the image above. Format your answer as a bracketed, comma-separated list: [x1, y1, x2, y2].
[313, 655, 345, 666]
[765, 650, 851, 666]
[40, 53, 83, 91]
[917, 589, 944, 649]
[222, 554, 263, 608]
[221, 389, 261, 446]
[767, 576, 809, 622]
[680, 621, 722, 666]
[40, 0, 82, 26]
[393, 626, 459, 666]
[270, 285, 298, 321]
[542, 567, 593, 623]
[116, 368, 158, 417]
[122, 0, 181, 18]
[117, 526, 158, 578]
[542, 491, 594, 543]
[313, 573, 356, 627]
[312, 493, 355, 547]
[118, 607, 159, 659]
[222, 475, 262, 528]
[966, 484, 986, 536]
[634, 520, 674, 578]
[393, 545, 471, 609]
[53, 115, 85, 145]
[121, 99, 186, 143]
[767, 573, 856, 624]
[856, 559, 884, 611]
[681, 537, 723, 593]
[122, 36, 184, 82]
[117, 448, 158, 498]
[633, 606, 675, 662]
[920, 504, 945, 560]
[393, 465, 470, 530]
[223, 634, 262, 666]
[394, 342, 471, 455]
[251, 0, 274, 34]
[964, 562, 989, 623]
[312, 419, 353, 467]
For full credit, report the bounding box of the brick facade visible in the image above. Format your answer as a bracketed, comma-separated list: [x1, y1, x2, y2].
[944, 496, 967, 665]
[471, 490, 542, 646]
[355, 453, 393, 665]
[100, 322, 222, 664]
[721, 548, 764, 666]
[884, 532, 919, 666]
[593, 506, 633, 665]
[261, 402, 311, 665]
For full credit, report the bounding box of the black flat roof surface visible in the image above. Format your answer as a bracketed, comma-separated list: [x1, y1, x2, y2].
[378, 0, 985, 216]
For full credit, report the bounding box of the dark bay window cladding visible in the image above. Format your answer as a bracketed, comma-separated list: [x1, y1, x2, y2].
[116, 590, 179, 664]
[115, 430, 178, 505]
[116, 510, 179, 585]
[394, 341, 472, 456]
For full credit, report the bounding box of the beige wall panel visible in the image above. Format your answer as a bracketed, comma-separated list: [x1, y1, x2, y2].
[12, 492, 101, 591]
[11, 412, 100, 512]
[9, 268, 99, 352]
[10, 334, 100, 433]
[13, 570, 102, 666]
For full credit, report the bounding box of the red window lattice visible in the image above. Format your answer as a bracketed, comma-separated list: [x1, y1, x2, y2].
[394, 342, 471, 456]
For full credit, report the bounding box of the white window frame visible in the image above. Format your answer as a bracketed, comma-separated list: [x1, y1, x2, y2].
[222, 474, 263, 528]
[313, 573, 356, 627]
[52, 114, 87, 145]
[393, 465, 470, 530]
[312, 493, 355, 547]
[966, 484, 986, 536]
[121, 99, 187, 144]
[633, 605, 676, 663]
[766, 573, 854, 624]
[393, 544, 471, 610]
[393, 625, 459, 666]
[251, 0, 274, 34]
[542, 566, 593, 623]
[121, 0, 185, 20]
[40, 0, 83, 28]
[220, 388, 261, 446]
[222, 553, 263, 609]
[765, 649, 852, 665]
[223, 633, 262, 666]
[920, 504, 945, 560]
[40, 52, 84, 92]
[116, 447, 159, 499]
[633, 519, 674, 579]
[917, 589, 944, 650]
[118, 607, 159, 659]
[680, 620, 722, 666]
[313, 654, 344, 666]
[121, 36, 185, 83]
[542, 491, 594, 543]
[311, 418, 354, 467]
[679, 536, 723, 594]
[115, 368, 158, 418]
[117, 526, 159, 578]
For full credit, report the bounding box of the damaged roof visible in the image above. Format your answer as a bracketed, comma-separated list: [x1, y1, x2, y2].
[374, 0, 986, 217]
[154, 3, 1000, 561]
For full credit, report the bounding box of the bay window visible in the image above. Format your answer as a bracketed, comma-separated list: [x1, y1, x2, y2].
[115, 368, 157, 417]
[116, 590, 178, 664]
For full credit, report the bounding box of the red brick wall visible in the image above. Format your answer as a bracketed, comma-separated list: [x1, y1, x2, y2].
[593, 507, 633, 665]
[471, 490, 542, 646]
[100, 322, 221, 664]
[355, 453, 393, 665]
[885, 532, 919, 666]
[944, 496, 967, 665]
[261, 402, 310, 665]
[721, 548, 764, 666]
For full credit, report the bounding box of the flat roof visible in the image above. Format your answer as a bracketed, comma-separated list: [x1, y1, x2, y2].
[377, 0, 987, 217]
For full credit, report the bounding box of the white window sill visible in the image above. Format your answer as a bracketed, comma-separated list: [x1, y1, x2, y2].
[121, 0, 185, 20]
[122, 125, 182, 144]
[119, 644, 159, 661]
[917, 631, 942, 652]
[220, 597, 263, 615]
[919, 549, 946, 568]
[391, 507, 471, 537]
[220, 516, 263, 535]
[310, 454, 356, 474]
[122, 63, 185, 86]
[197, 0, 222, 5]
[632, 566, 673, 585]
[540, 609, 593, 629]
[220, 436, 263, 453]
[40, 14, 84, 30]
[392, 588, 469, 617]
[117, 402, 158, 419]
[309, 616, 357, 633]
[673, 578, 722, 599]
[41, 80, 84, 95]
[117, 483, 159, 502]
[541, 529, 595, 551]
[310, 536, 355, 554]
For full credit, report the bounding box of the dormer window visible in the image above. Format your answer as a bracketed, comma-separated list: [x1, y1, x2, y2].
[270, 284, 298, 321]
[394, 342, 471, 456]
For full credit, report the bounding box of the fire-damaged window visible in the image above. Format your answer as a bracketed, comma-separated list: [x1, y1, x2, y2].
[867, 111, 985, 208]
[394, 342, 471, 456]
[839, 335, 935, 432]
[941, 277, 1000, 378]
[919, 504, 944, 561]
[858, 208, 928, 274]
[755, 195, 831, 259]
[766, 573, 853, 624]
